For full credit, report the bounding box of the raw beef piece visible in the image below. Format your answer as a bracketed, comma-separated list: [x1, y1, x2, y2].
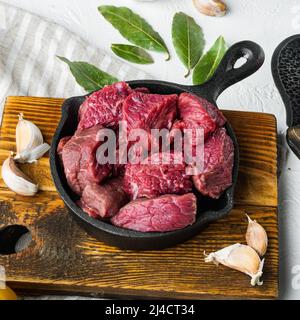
[120, 91, 177, 162]
[175, 93, 226, 139]
[123, 152, 192, 200]
[57, 136, 71, 160]
[61, 124, 111, 195]
[78, 177, 128, 219]
[78, 82, 132, 130]
[111, 193, 197, 232]
[192, 128, 234, 199]
[122, 91, 178, 133]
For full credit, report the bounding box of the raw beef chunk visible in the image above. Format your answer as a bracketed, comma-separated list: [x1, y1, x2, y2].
[123, 152, 192, 200]
[192, 128, 234, 199]
[78, 177, 128, 219]
[111, 193, 197, 232]
[78, 82, 132, 130]
[175, 93, 226, 139]
[61, 124, 111, 195]
[122, 91, 178, 133]
[57, 136, 71, 160]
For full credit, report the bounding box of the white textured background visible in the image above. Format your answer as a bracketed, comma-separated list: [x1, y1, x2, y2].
[2, 0, 300, 300]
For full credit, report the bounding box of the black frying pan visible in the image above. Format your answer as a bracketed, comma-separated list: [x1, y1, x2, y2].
[50, 41, 265, 250]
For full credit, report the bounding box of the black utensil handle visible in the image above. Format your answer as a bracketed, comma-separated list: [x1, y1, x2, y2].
[191, 40, 265, 102]
[272, 34, 300, 127]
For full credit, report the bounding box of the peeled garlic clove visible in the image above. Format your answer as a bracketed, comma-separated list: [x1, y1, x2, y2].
[1, 155, 38, 196]
[16, 113, 43, 154]
[245, 214, 268, 257]
[204, 243, 264, 286]
[193, 0, 227, 17]
[14, 143, 51, 164]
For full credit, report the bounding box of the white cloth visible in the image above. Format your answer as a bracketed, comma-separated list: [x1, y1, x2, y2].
[0, 1, 151, 122]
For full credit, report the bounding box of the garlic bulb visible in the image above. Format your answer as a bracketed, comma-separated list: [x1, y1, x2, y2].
[204, 243, 264, 286]
[14, 143, 51, 164]
[16, 113, 43, 154]
[245, 214, 268, 257]
[15, 113, 50, 163]
[193, 0, 227, 17]
[1, 155, 38, 196]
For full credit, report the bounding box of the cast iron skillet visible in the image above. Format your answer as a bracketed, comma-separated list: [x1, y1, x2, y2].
[50, 41, 265, 250]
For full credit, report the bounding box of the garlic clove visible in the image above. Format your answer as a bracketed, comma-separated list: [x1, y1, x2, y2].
[16, 113, 44, 154]
[245, 214, 268, 257]
[193, 0, 227, 17]
[204, 243, 264, 286]
[1, 155, 38, 196]
[14, 143, 51, 164]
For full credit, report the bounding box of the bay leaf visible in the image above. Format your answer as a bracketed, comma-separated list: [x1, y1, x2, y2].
[172, 12, 205, 77]
[193, 36, 227, 85]
[98, 5, 170, 60]
[111, 44, 154, 64]
[57, 56, 118, 92]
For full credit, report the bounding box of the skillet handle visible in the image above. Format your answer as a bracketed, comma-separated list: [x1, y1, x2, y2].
[190, 41, 265, 102]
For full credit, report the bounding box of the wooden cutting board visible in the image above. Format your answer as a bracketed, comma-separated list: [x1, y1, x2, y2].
[0, 97, 278, 299]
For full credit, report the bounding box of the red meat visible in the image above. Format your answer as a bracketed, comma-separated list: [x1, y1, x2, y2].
[78, 82, 132, 130]
[122, 91, 177, 133]
[57, 136, 71, 160]
[174, 93, 226, 139]
[123, 152, 192, 200]
[192, 128, 234, 199]
[78, 177, 128, 219]
[111, 193, 197, 232]
[61, 124, 111, 195]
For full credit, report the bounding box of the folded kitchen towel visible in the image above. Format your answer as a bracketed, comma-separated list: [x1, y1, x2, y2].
[0, 1, 151, 122]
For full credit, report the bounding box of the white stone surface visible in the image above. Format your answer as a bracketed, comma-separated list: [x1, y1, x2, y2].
[2, 0, 300, 300]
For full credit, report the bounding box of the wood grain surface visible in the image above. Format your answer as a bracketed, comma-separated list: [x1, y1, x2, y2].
[0, 96, 278, 299]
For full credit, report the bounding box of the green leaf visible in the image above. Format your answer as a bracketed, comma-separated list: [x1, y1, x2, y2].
[98, 5, 170, 60]
[57, 56, 118, 92]
[111, 44, 154, 64]
[193, 36, 227, 85]
[172, 12, 205, 77]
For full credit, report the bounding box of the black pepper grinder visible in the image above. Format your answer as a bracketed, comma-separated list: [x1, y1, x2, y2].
[272, 34, 300, 158]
